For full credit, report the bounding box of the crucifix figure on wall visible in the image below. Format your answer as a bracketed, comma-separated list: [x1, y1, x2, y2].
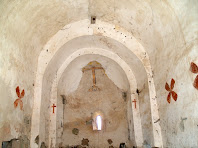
[82, 62, 104, 92]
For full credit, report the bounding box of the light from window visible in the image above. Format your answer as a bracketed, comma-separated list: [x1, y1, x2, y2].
[96, 115, 102, 130]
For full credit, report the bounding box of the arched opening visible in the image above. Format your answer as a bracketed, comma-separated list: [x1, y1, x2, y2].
[96, 115, 102, 131]
[31, 19, 162, 148]
[57, 59, 134, 147]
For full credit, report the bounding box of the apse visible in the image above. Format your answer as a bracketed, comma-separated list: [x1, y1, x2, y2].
[57, 56, 133, 147]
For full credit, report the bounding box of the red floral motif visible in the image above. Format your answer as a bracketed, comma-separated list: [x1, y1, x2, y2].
[14, 86, 25, 110]
[165, 79, 178, 103]
[190, 62, 198, 73]
[190, 62, 198, 90]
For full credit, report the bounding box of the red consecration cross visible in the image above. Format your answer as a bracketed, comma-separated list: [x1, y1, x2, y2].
[132, 99, 137, 109]
[14, 86, 25, 110]
[190, 62, 198, 90]
[52, 104, 56, 113]
[165, 78, 178, 103]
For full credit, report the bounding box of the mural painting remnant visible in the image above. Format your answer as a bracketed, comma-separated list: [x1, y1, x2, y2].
[14, 86, 25, 110]
[165, 79, 178, 104]
[190, 62, 198, 90]
[82, 61, 104, 92]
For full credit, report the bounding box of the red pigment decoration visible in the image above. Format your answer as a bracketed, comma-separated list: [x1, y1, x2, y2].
[52, 104, 56, 113]
[194, 75, 198, 90]
[190, 62, 198, 90]
[190, 62, 198, 74]
[132, 99, 137, 109]
[14, 86, 25, 110]
[165, 79, 178, 104]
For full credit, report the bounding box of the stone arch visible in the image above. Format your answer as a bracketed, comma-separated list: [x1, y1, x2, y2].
[30, 19, 163, 147]
[49, 48, 143, 147]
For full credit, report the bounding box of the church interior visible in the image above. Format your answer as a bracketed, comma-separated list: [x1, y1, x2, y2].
[0, 0, 198, 148]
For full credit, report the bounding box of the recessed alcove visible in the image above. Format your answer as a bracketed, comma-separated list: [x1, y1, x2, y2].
[37, 33, 153, 147]
[57, 57, 135, 147]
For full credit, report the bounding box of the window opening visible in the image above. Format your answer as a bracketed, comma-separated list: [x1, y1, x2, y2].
[96, 115, 102, 130]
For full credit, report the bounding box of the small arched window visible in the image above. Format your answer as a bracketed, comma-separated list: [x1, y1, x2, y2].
[96, 115, 102, 130]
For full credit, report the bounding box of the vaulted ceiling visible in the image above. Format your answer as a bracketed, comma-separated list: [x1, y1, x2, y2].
[0, 0, 197, 147]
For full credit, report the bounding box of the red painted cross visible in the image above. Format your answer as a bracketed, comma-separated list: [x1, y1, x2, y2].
[132, 99, 137, 109]
[52, 104, 56, 113]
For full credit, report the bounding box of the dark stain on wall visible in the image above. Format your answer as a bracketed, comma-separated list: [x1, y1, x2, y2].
[81, 138, 89, 146]
[72, 128, 79, 135]
[2, 135, 30, 148]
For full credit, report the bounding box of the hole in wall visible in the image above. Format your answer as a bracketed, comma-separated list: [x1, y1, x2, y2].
[91, 16, 96, 24]
[119, 143, 126, 148]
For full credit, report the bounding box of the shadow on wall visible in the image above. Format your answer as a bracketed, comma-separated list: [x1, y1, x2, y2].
[1, 135, 29, 148]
